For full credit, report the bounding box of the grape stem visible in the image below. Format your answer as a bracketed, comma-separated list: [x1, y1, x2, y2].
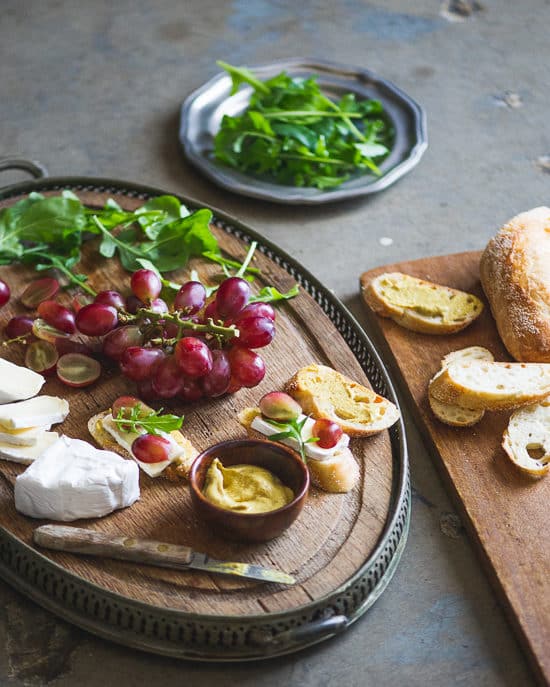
[2, 335, 29, 347]
[118, 308, 240, 344]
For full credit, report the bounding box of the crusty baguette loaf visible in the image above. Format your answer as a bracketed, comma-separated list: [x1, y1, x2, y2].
[237, 407, 359, 493]
[88, 411, 197, 481]
[502, 400, 549, 477]
[429, 361, 550, 411]
[480, 206, 550, 362]
[284, 364, 399, 437]
[428, 346, 494, 426]
[362, 272, 483, 335]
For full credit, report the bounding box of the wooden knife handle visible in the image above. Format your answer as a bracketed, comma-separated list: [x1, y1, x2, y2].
[34, 525, 194, 567]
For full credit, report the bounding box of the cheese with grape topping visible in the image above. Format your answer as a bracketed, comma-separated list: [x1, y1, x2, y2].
[251, 413, 349, 461]
[0, 396, 69, 430]
[0, 431, 58, 464]
[0, 358, 45, 404]
[14, 435, 140, 520]
[101, 413, 186, 478]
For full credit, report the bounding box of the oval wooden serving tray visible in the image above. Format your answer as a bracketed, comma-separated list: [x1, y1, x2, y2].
[0, 174, 409, 660]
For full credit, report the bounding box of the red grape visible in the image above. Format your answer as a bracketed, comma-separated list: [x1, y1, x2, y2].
[76, 303, 118, 336]
[235, 316, 275, 348]
[174, 281, 206, 314]
[131, 269, 161, 302]
[55, 338, 93, 357]
[201, 349, 231, 397]
[0, 279, 10, 308]
[215, 277, 251, 319]
[25, 341, 58, 375]
[152, 355, 186, 398]
[5, 316, 34, 339]
[132, 434, 171, 463]
[136, 377, 160, 402]
[111, 395, 145, 430]
[237, 302, 276, 322]
[94, 290, 125, 310]
[228, 347, 265, 387]
[149, 297, 168, 314]
[102, 325, 144, 361]
[125, 294, 145, 314]
[226, 377, 242, 394]
[37, 300, 76, 335]
[311, 419, 343, 449]
[203, 300, 219, 322]
[57, 353, 101, 387]
[174, 336, 213, 378]
[20, 277, 59, 308]
[119, 346, 164, 381]
[179, 377, 203, 402]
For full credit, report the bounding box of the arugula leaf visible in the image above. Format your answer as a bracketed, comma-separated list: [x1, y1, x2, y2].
[265, 415, 318, 462]
[249, 284, 299, 303]
[113, 404, 184, 436]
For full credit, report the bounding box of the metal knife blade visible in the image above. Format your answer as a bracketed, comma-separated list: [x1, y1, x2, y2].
[34, 525, 295, 585]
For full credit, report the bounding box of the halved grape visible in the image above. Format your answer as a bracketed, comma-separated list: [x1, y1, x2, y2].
[0, 279, 10, 308]
[5, 316, 34, 339]
[132, 434, 171, 463]
[94, 290, 125, 310]
[76, 303, 118, 336]
[111, 395, 146, 430]
[201, 349, 231, 397]
[25, 341, 59, 375]
[152, 355, 186, 398]
[311, 418, 343, 449]
[228, 347, 265, 388]
[235, 316, 275, 348]
[72, 293, 93, 313]
[215, 277, 251, 319]
[174, 281, 206, 314]
[174, 337, 213, 378]
[130, 269, 161, 302]
[37, 300, 76, 334]
[102, 325, 144, 361]
[259, 392, 301, 421]
[57, 353, 101, 387]
[32, 318, 71, 343]
[119, 346, 165, 381]
[20, 277, 59, 308]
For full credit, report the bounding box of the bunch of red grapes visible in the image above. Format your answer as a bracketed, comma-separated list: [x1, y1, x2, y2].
[1, 270, 276, 401]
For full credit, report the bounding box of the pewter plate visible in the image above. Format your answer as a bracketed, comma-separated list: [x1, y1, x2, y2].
[180, 58, 428, 205]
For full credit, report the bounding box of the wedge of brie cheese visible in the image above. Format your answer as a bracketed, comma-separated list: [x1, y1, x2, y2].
[0, 358, 45, 404]
[251, 413, 349, 461]
[101, 413, 186, 478]
[14, 435, 140, 521]
[0, 396, 69, 430]
[0, 423, 51, 446]
[0, 431, 59, 464]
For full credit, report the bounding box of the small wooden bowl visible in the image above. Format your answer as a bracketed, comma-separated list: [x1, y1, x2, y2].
[189, 439, 309, 543]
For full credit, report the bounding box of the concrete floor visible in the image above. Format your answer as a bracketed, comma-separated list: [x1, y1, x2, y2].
[1, 0, 549, 684]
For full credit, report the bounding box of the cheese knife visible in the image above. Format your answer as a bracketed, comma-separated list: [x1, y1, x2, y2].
[33, 525, 295, 585]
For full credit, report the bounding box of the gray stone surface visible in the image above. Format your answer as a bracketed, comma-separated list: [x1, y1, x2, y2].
[1, 0, 548, 684]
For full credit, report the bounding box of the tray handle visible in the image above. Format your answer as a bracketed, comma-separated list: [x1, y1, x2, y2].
[0, 157, 48, 179]
[249, 613, 349, 650]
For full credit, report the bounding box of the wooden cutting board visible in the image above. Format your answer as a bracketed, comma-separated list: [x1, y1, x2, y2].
[360, 252, 549, 687]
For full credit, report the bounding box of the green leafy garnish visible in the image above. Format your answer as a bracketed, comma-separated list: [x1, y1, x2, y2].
[113, 404, 183, 436]
[265, 416, 318, 462]
[213, 61, 394, 189]
[249, 284, 299, 303]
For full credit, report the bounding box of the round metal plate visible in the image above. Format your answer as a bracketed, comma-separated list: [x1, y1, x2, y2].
[180, 58, 427, 204]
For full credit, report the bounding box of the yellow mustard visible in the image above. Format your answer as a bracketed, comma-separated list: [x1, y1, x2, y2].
[203, 458, 294, 514]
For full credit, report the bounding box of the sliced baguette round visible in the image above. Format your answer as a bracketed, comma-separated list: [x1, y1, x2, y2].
[87, 411, 197, 480]
[502, 400, 550, 477]
[429, 361, 550, 411]
[284, 364, 400, 437]
[428, 346, 494, 426]
[363, 272, 483, 335]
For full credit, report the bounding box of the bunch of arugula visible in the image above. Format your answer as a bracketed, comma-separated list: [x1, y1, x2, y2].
[112, 404, 183, 436]
[213, 61, 394, 190]
[0, 190, 293, 299]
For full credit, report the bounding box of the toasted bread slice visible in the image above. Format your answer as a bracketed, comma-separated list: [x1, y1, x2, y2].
[428, 346, 494, 427]
[502, 400, 550, 477]
[429, 361, 550, 411]
[238, 407, 359, 493]
[88, 410, 198, 480]
[284, 364, 399, 437]
[363, 272, 483, 335]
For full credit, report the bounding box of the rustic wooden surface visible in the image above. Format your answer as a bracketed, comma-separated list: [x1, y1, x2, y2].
[0, 190, 394, 618]
[360, 251, 550, 686]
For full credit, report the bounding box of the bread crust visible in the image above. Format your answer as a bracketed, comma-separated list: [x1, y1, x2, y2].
[480, 206, 550, 362]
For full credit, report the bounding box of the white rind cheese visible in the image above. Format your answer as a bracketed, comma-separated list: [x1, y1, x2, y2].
[0, 431, 59, 464]
[14, 435, 140, 521]
[0, 396, 69, 430]
[101, 413, 183, 478]
[251, 413, 350, 461]
[0, 358, 45, 404]
[0, 423, 51, 446]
